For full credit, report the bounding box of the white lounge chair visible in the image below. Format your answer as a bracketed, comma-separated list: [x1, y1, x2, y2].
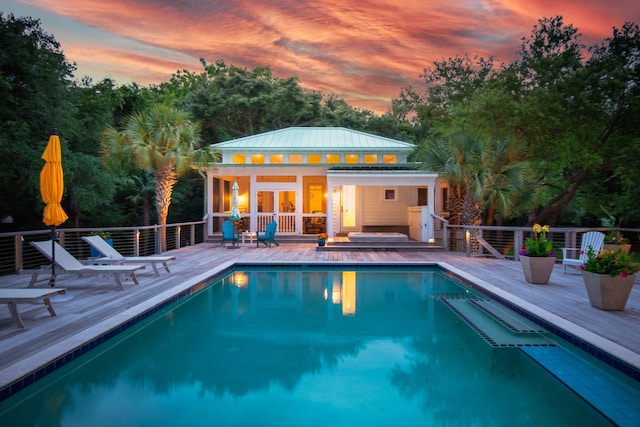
[0, 288, 66, 328]
[561, 231, 605, 274]
[29, 240, 145, 290]
[82, 235, 175, 276]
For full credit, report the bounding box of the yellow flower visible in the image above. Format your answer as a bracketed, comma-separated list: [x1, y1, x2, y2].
[541, 225, 549, 233]
[533, 224, 542, 233]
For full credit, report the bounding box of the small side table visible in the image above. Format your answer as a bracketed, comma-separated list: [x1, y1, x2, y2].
[241, 231, 256, 246]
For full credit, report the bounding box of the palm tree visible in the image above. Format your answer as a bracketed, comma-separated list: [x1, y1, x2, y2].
[102, 105, 219, 251]
[414, 130, 529, 250]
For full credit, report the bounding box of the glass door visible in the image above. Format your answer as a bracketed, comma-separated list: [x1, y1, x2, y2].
[341, 185, 358, 232]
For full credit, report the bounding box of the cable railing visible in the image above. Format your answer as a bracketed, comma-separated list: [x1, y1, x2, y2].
[0, 221, 206, 276]
[0, 220, 637, 277]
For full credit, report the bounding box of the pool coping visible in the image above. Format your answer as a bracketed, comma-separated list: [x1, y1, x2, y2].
[1, 260, 639, 402]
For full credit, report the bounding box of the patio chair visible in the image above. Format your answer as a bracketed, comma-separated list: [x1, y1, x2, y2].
[221, 220, 240, 247]
[257, 220, 279, 247]
[29, 240, 145, 290]
[0, 288, 66, 328]
[82, 235, 176, 276]
[561, 231, 605, 274]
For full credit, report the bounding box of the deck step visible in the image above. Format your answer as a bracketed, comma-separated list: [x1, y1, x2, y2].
[317, 244, 444, 252]
[440, 298, 552, 347]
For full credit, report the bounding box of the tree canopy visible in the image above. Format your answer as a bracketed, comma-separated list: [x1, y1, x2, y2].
[1, 11, 638, 230]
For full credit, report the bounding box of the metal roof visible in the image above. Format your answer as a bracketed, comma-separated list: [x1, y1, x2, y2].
[213, 127, 415, 152]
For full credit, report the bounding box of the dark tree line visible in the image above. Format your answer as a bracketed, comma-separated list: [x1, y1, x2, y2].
[1, 12, 638, 230]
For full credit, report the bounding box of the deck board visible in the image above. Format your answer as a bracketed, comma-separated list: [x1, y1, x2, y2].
[0, 242, 639, 390]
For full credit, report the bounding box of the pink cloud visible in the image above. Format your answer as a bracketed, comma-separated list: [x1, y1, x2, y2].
[17, 0, 638, 113]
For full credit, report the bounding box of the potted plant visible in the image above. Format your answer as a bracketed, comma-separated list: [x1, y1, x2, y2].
[317, 233, 328, 247]
[603, 230, 631, 253]
[600, 205, 631, 253]
[580, 246, 639, 310]
[519, 224, 556, 284]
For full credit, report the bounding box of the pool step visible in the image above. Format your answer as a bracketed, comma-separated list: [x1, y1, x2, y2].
[523, 346, 640, 426]
[440, 298, 552, 347]
[468, 299, 546, 334]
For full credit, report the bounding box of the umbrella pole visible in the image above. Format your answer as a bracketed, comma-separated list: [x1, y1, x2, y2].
[49, 225, 57, 288]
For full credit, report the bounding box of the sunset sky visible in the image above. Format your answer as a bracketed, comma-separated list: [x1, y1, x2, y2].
[4, 0, 638, 113]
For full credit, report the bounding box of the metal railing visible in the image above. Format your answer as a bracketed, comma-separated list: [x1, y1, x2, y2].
[1, 219, 638, 276]
[0, 221, 206, 276]
[426, 216, 640, 260]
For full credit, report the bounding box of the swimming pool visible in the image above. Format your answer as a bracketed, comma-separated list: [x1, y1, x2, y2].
[0, 265, 638, 425]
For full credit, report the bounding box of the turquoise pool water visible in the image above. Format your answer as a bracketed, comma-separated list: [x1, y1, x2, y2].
[0, 266, 636, 426]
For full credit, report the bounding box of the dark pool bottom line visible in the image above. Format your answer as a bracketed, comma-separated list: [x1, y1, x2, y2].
[1, 262, 638, 404]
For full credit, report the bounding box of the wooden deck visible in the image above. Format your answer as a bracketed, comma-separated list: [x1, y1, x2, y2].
[1, 242, 639, 393]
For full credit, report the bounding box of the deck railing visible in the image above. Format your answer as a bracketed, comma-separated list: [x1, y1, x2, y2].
[0, 221, 206, 277]
[0, 220, 638, 277]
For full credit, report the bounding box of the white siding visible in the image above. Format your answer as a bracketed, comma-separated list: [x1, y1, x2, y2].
[361, 186, 415, 226]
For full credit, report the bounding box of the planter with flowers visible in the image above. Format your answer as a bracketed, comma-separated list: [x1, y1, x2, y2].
[317, 233, 328, 247]
[519, 224, 556, 284]
[602, 231, 631, 254]
[580, 247, 639, 310]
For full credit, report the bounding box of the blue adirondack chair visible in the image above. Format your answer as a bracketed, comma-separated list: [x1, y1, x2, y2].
[257, 220, 279, 247]
[221, 220, 239, 247]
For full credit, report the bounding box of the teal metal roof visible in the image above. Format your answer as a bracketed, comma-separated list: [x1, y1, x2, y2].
[213, 127, 415, 152]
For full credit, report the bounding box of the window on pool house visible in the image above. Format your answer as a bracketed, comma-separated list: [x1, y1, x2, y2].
[251, 154, 265, 164]
[364, 154, 378, 163]
[232, 154, 246, 164]
[289, 154, 303, 164]
[270, 154, 284, 164]
[308, 154, 321, 164]
[345, 154, 359, 164]
[383, 154, 397, 164]
[326, 154, 340, 164]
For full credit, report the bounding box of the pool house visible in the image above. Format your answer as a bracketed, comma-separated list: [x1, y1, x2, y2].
[203, 127, 447, 241]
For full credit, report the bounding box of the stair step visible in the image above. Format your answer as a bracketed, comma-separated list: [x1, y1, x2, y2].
[440, 298, 552, 347]
[469, 299, 546, 334]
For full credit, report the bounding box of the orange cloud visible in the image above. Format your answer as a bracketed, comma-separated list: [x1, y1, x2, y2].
[12, 0, 638, 113]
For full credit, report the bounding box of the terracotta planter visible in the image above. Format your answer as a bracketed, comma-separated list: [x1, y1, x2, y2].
[519, 255, 556, 284]
[581, 271, 635, 311]
[603, 244, 631, 254]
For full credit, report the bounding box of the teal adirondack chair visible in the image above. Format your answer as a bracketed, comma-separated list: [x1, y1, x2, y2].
[221, 220, 239, 247]
[257, 220, 279, 247]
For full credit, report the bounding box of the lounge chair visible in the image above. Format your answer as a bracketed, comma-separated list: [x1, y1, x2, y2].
[82, 235, 175, 276]
[257, 220, 279, 247]
[29, 240, 145, 290]
[0, 288, 66, 328]
[561, 231, 605, 274]
[221, 220, 240, 247]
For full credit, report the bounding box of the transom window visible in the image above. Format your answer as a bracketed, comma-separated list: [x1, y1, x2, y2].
[345, 154, 359, 164]
[251, 154, 265, 164]
[326, 154, 340, 163]
[232, 154, 246, 164]
[308, 154, 322, 164]
[364, 154, 378, 163]
[270, 154, 284, 164]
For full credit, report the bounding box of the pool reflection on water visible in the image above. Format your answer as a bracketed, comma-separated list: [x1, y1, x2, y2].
[0, 268, 616, 426]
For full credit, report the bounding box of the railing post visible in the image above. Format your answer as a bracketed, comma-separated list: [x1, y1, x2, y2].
[133, 229, 140, 257]
[514, 230, 522, 261]
[465, 228, 471, 257]
[176, 225, 182, 249]
[14, 235, 23, 273]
